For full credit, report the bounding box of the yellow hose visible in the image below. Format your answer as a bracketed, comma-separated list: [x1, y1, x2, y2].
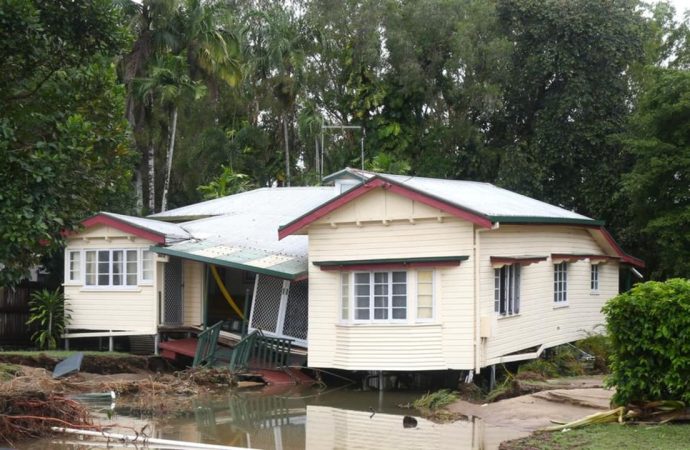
[210, 265, 245, 320]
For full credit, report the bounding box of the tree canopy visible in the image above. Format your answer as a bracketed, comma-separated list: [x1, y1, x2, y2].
[1, 0, 689, 284]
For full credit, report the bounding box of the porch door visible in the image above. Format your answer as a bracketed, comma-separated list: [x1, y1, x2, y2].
[163, 257, 184, 325]
[249, 275, 308, 344]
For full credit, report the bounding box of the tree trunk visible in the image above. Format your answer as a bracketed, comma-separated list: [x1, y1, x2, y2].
[283, 115, 290, 187]
[161, 107, 178, 212]
[126, 95, 145, 214]
[147, 140, 156, 213]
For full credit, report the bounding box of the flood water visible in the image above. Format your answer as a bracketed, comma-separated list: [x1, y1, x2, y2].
[27, 385, 527, 450]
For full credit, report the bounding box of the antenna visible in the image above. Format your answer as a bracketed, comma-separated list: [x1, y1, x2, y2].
[320, 119, 366, 179]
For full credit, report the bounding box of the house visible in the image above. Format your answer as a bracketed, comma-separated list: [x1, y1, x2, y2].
[62, 168, 642, 375]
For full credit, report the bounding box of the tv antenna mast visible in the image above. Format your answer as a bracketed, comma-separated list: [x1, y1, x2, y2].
[319, 120, 365, 180]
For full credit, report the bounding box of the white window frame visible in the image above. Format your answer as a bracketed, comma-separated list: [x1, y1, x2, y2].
[66, 248, 149, 289]
[340, 272, 350, 322]
[590, 264, 599, 293]
[352, 271, 408, 323]
[416, 270, 435, 322]
[140, 249, 154, 285]
[65, 249, 83, 284]
[494, 264, 520, 316]
[554, 262, 568, 304]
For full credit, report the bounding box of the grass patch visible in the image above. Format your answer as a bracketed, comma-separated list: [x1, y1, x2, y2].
[413, 389, 458, 411]
[0, 363, 22, 381]
[501, 423, 690, 450]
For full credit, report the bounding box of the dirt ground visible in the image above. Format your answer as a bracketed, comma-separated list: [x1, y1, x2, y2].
[447, 375, 613, 433]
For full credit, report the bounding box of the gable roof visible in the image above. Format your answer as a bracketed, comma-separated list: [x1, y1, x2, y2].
[279, 173, 601, 239]
[79, 212, 190, 244]
[279, 171, 643, 268]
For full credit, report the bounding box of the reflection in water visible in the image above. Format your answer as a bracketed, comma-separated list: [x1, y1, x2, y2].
[31, 386, 527, 450]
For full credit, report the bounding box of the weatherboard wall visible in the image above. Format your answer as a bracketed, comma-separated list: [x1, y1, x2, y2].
[478, 225, 618, 365]
[306, 187, 476, 371]
[182, 259, 204, 327]
[63, 225, 158, 334]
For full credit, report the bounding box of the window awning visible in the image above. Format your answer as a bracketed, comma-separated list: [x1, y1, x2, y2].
[490, 256, 548, 268]
[551, 253, 619, 265]
[151, 240, 308, 280]
[313, 256, 469, 271]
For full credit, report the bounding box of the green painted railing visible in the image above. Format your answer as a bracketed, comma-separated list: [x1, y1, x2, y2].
[192, 321, 223, 368]
[225, 329, 294, 372]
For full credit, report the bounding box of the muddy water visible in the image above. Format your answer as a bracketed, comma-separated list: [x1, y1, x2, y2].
[27, 385, 528, 450]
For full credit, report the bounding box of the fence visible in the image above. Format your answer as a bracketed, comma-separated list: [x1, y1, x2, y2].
[0, 283, 40, 346]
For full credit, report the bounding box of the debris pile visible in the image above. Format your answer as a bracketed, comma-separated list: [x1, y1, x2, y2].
[0, 391, 97, 445]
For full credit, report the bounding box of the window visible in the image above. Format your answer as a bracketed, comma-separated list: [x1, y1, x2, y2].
[590, 264, 599, 292]
[340, 272, 349, 321]
[84, 249, 138, 287]
[141, 250, 154, 283]
[494, 265, 520, 316]
[68, 251, 81, 282]
[554, 262, 568, 303]
[353, 271, 407, 321]
[417, 270, 434, 320]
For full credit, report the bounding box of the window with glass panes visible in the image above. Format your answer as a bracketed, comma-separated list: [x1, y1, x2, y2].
[84, 249, 138, 287]
[68, 251, 81, 282]
[554, 262, 568, 303]
[417, 271, 434, 320]
[590, 264, 599, 291]
[353, 271, 407, 321]
[494, 264, 520, 316]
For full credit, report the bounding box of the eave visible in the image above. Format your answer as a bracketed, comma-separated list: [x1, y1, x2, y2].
[312, 256, 469, 271]
[75, 213, 166, 244]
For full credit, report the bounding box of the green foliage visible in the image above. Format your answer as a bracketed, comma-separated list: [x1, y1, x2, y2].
[621, 68, 690, 279]
[603, 279, 690, 405]
[517, 359, 559, 379]
[413, 389, 458, 411]
[0, 0, 135, 285]
[26, 289, 71, 350]
[197, 166, 256, 199]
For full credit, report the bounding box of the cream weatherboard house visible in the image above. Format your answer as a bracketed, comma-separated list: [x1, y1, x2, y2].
[62, 169, 643, 374]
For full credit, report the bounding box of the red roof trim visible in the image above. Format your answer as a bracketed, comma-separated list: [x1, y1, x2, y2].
[597, 227, 645, 268]
[76, 214, 166, 244]
[278, 176, 492, 239]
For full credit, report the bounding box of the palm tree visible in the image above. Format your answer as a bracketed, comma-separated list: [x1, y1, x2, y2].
[119, 0, 241, 212]
[136, 54, 207, 212]
[248, 6, 308, 186]
[119, 0, 180, 213]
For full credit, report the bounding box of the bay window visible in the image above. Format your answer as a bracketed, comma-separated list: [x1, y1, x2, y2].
[340, 270, 434, 323]
[69, 248, 152, 288]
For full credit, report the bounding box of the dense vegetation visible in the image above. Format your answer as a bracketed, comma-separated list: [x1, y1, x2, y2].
[1, 0, 689, 284]
[603, 279, 690, 405]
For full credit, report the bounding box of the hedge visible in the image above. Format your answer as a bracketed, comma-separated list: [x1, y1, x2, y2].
[603, 279, 690, 405]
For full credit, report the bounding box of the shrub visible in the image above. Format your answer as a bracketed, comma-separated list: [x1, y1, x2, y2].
[517, 358, 559, 379]
[26, 288, 71, 350]
[603, 279, 690, 405]
[413, 389, 458, 410]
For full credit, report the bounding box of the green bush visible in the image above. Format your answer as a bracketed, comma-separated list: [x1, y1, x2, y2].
[26, 288, 71, 350]
[603, 279, 690, 405]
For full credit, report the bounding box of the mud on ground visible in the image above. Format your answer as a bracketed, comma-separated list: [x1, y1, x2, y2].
[0, 353, 150, 374]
